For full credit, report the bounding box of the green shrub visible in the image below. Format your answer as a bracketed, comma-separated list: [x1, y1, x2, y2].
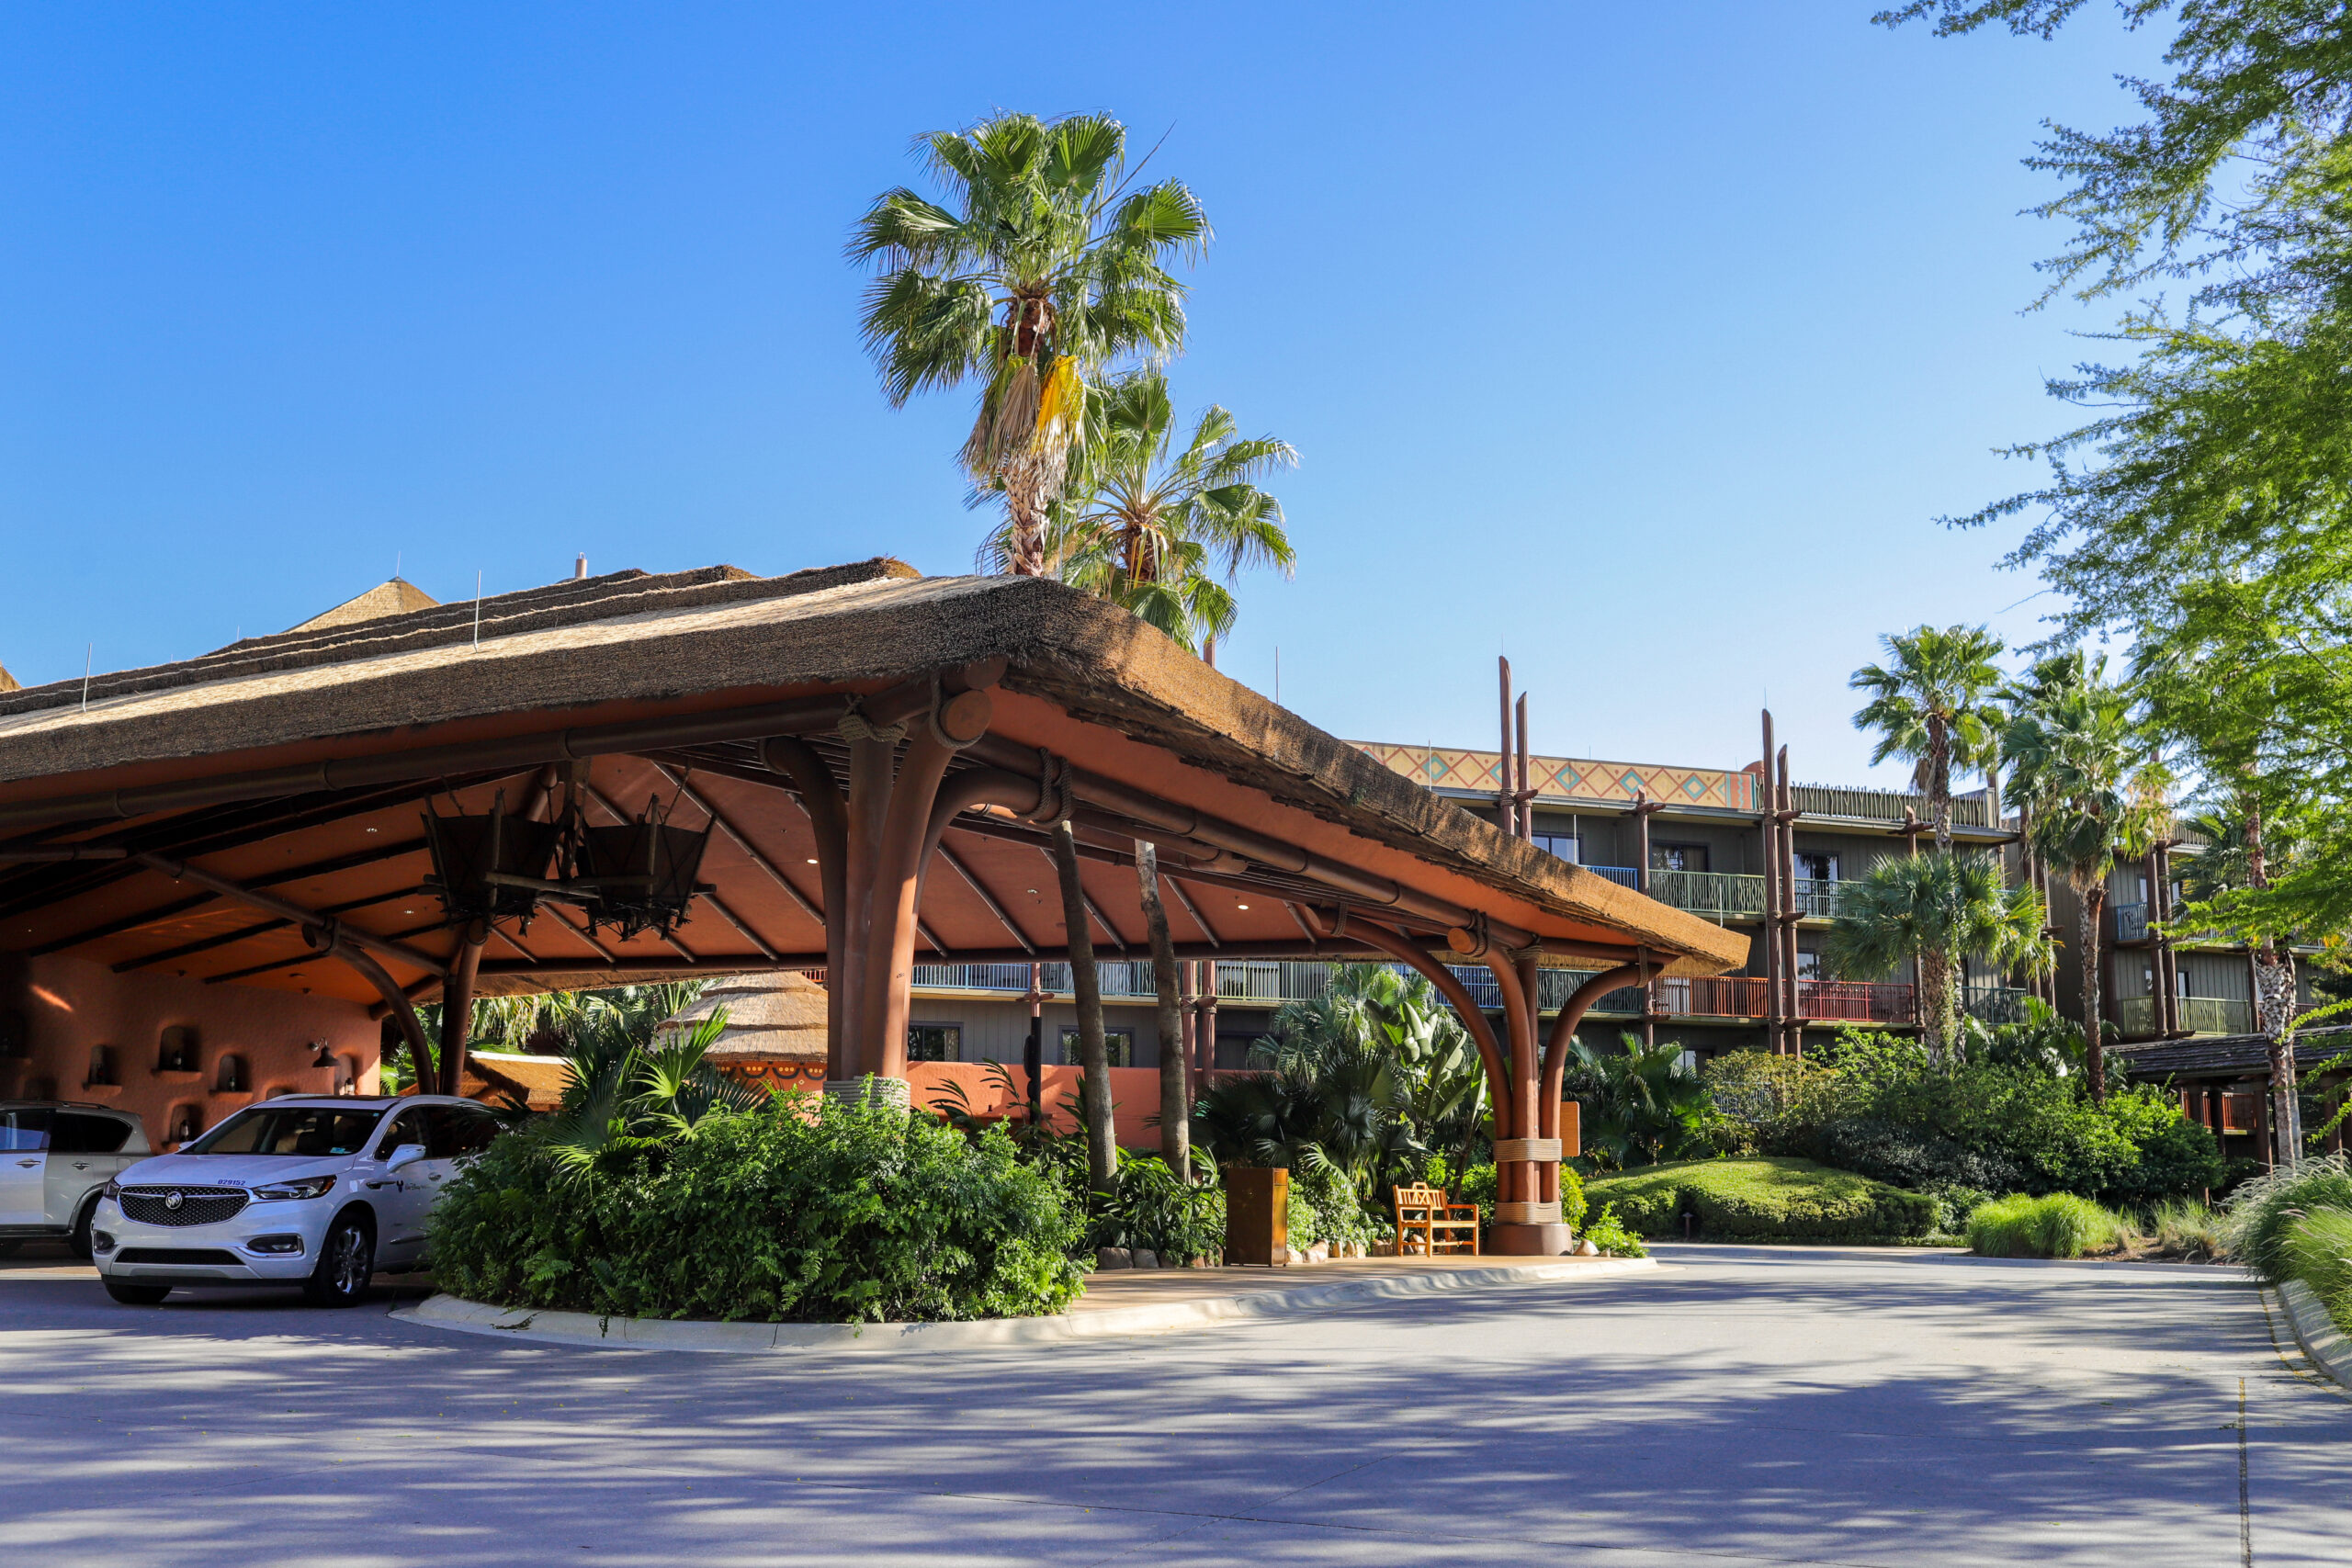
[430, 1093, 1086, 1323]
[2282, 1206, 2352, 1333]
[1585, 1156, 1936, 1242]
[1091, 1156, 1225, 1262]
[1581, 1202, 1646, 1258]
[1288, 1161, 1375, 1249]
[2220, 1154, 2352, 1284]
[1965, 1192, 2132, 1258]
[1703, 1036, 2224, 1207]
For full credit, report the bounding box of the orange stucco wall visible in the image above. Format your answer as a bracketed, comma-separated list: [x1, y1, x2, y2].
[904, 1062, 1170, 1147]
[0, 953, 381, 1149]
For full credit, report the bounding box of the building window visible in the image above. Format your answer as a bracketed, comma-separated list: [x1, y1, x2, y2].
[908, 1024, 962, 1063]
[1795, 952, 1823, 982]
[85, 1045, 117, 1088]
[215, 1054, 249, 1093]
[158, 1026, 199, 1074]
[1532, 831, 1580, 863]
[1060, 1027, 1134, 1067]
[1794, 852, 1840, 882]
[1652, 843, 1709, 874]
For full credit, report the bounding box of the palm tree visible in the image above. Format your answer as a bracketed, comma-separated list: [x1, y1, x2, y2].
[1560, 1035, 1716, 1170]
[1825, 854, 2053, 1064]
[2005, 658, 2166, 1100]
[1851, 626, 2007, 853]
[1053, 369, 1295, 652]
[849, 113, 1208, 576]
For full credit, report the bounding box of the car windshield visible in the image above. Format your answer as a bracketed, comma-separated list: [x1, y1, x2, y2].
[184, 1105, 385, 1157]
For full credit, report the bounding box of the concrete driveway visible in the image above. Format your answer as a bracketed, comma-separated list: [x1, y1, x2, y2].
[1, 1244, 2344, 1566]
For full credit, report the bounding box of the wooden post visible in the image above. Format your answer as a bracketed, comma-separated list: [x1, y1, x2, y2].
[1497, 657, 1516, 834]
[1053, 820, 1116, 1194]
[1515, 693, 1533, 840]
[436, 920, 486, 1096]
[1758, 710, 1781, 1054]
[1634, 792, 1653, 893]
[1778, 746, 1802, 1058]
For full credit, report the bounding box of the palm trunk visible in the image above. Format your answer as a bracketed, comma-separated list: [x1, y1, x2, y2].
[1003, 491, 1048, 578]
[1917, 949, 1956, 1066]
[1052, 821, 1117, 1193]
[1929, 721, 1953, 856]
[2080, 883, 2106, 1102]
[1135, 841, 1191, 1180]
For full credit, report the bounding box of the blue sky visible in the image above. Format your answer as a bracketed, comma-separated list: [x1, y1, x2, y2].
[0, 4, 2163, 785]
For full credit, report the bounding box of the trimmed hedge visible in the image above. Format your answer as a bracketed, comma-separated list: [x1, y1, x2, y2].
[1585, 1156, 1937, 1242]
[430, 1094, 1086, 1323]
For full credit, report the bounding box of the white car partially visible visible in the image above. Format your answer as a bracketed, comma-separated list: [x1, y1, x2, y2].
[0, 1102, 152, 1258]
[91, 1095, 502, 1306]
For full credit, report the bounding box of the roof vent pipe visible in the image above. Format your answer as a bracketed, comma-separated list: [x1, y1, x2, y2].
[574, 554, 588, 581]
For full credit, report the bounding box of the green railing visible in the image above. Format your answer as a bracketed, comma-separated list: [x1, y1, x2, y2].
[1647, 869, 1768, 919]
[2115, 994, 2255, 1036]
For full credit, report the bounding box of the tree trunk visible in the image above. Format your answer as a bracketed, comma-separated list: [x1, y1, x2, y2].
[1135, 841, 1191, 1179]
[1052, 821, 1117, 1193]
[1003, 493, 1047, 578]
[1928, 718, 1953, 856]
[1917, 948, 1956, 1066]
[2081, 883, 2107, 1102]
[2245, 795, 2303, 1166]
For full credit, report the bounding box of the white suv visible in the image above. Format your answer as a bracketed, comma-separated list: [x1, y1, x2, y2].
[1, 1101, 153, 1258]
[91, 1094, 502, 1307]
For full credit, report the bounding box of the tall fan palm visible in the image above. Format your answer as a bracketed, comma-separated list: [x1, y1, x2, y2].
[1852, 625, 2007, 853]
[1825, 854, 2052, 1065]
[2005, 657, 2166, 1100]
[849, 113, 1208, 576]
[1051, 369, 1295, 653]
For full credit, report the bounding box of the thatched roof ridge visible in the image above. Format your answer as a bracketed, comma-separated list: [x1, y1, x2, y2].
[0, 558, 916, 720]
[289, 577, 440, 634]
[658, 972, 828, 1059]
[0, 565, 1747, 971]
[0, 663, 17, 694]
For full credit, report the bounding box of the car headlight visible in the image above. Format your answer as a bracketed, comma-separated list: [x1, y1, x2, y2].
[103, 1179, 120, 1201]
[249, 1175, 339, 1201]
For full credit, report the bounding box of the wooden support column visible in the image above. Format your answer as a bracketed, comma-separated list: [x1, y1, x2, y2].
[1776, 745, 1802, 1057]
[762, 739, 850, 1076]
[322, 934, 434, 1089]
[1515, 694, 1534, 839]
[437, 920, 487, 1096]
[1758, 709, 1781, 1053]
[1497, 657, 1516, 833]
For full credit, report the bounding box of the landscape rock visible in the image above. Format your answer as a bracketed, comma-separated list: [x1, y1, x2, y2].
[1095, 1247, 1132, 1270]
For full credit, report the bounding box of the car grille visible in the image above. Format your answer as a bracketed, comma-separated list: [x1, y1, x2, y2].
[116, 1247, 242, 1266]
[119, 1187, 250, 1227]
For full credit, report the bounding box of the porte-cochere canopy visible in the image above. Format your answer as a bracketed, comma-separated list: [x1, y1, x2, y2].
[0, 558, 1747, 1251]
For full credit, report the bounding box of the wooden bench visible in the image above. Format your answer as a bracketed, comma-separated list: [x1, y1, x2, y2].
[1392, 1183, 1480, 1257]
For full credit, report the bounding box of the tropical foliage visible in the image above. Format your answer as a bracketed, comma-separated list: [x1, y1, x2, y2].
[1850, 623, 2007, 852]
[1034, 368, 1296, 652]
[2004, 653, 2166, 1098]
[1192, 963, 1489, 1207]
[850, 112, 1207, 577]
[1825, 853, 2052, 1064]
[429, 1093, 1086, 1324]
[1560, 1034, 1719, 1170]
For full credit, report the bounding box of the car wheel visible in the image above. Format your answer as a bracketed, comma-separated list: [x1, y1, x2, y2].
[303, 1213, 375, 1307]
[69, 1195, 100, 1261]
[105, 1280, 171, 1305]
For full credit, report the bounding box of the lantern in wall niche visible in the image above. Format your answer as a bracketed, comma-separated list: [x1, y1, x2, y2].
[421, 791, 563, 927]
[572, 794, 714, 942]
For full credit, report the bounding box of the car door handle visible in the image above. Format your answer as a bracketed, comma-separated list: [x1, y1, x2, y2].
[73, 1161, 90, 1170]
[14, 1159, 36, 1168]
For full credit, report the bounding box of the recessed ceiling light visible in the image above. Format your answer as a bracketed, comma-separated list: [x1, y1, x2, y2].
[365, 828, 379, 834]
[1236, 903, 1250, 910]
[807, 858, 820, 864]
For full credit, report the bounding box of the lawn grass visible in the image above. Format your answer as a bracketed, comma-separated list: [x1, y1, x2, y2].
[1583, 1156, 1937, 1243]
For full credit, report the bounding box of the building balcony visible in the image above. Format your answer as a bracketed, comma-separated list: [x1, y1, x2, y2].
[2115, 994, 2255, 1037]
[1642, 869, 1849, 921]
[1961, 986, 2035, 1026]
[1581, 864, 1642, 890]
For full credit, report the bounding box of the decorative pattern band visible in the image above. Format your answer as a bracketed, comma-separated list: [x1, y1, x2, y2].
[1495, 1201, 1563, 1224]
[1492, 1139, 1563, 1163]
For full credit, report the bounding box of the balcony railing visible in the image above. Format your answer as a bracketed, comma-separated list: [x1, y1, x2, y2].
[1792, 877, 1849, 919]
[1581, 864, 1642, 889]
[1648, 869, 1768, 920]
[1961, 986, 2035, 1026]
[1655, 975, 1772, 1017]
[1792, 784, 1993, 828]
[2114, 994, 2256, 1036]
[1800, 980, 1915, 1023]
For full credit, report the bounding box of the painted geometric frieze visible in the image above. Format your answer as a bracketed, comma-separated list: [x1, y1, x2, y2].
[1352, 742, 1762, 812]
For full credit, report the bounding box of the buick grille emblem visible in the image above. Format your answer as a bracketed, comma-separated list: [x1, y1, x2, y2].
[164, 1191, 184, 1212]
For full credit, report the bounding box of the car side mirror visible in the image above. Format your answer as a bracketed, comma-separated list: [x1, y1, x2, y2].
[385, 1144, 427, 1173]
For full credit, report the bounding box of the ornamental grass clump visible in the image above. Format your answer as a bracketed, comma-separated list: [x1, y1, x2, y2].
[2218, 1154, 2352, 1286]
[2281, 1207, 2352, 1334]
[429, 1091, 1086, 1324]
[1965, 1192, 2132, 1259]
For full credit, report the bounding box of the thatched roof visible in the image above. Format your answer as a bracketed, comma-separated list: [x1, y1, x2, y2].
[462, 1052, 572, 1111]
[0, 558, 1751, 986]
[659, 972, 829, 1061]
[288, 577, 441, 634]
[0, 663, 17, 694]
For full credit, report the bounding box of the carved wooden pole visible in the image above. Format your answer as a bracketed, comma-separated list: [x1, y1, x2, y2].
[437, 920, 487, 1096]
[1758, 710, 1781, 1055]
[1497, 657, 1516, 833]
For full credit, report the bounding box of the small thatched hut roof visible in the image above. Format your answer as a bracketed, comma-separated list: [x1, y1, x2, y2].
[659, 972, 830, 1062]
[0, 663, 17, 694]
[288, 577, 440, 634]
